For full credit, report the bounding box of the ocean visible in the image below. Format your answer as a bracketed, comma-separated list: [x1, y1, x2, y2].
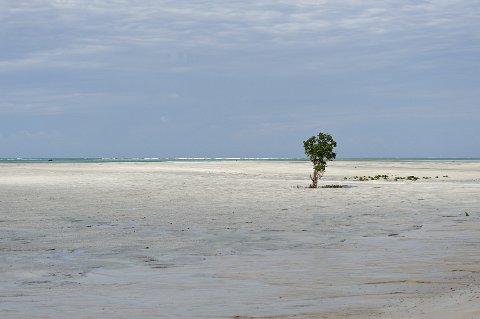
[1, 157, 479, 163]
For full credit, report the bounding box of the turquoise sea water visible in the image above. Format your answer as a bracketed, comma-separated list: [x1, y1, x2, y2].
[1, 157, 479, 163]
[0, 157, 302, 163]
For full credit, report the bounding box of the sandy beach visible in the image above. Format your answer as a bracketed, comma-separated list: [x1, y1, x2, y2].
[0, 160, 479, 318]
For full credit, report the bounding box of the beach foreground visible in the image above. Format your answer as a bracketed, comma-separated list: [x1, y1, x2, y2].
[1, 160, 479, 318]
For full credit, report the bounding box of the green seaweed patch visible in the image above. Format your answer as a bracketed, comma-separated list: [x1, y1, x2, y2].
[394, 175, 419, 181]
[351, 174, 390, 181]
[321, 184, 346, 188]
[346, 174, 444, 182]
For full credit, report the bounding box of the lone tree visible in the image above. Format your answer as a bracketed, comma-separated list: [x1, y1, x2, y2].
[303, 132, 337, 188]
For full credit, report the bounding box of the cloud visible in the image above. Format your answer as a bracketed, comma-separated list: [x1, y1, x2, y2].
[1, 0, 478, 74]
[1, 1, 479, 157]
[167, 93, 180, 100]
[0, 45, 110, 70]
[0, 89, 108, 114]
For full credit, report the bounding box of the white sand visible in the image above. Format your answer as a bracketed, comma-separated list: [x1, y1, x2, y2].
[0, 160, 479, 318]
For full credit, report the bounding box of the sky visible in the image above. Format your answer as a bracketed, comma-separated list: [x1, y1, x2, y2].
[1, 0, 479, 158]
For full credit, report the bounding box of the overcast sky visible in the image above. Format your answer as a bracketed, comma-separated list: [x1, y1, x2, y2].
[1, 0, 479, 158]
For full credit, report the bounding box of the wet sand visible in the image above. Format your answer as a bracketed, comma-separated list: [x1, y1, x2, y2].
[1, 160, 479, 318]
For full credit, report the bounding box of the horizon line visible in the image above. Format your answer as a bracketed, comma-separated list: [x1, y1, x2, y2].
[1, 157, 480, 162]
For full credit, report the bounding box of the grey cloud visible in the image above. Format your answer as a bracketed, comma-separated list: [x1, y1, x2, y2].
[0, 88, 126, 115]
[0, 0, 479, 157]
[2, 1, 479, 72]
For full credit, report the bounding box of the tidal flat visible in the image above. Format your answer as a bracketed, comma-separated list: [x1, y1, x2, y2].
[1, 160, 479, 318]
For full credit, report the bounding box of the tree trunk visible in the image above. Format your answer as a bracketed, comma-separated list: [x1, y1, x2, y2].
[309, 170, 319, 188]
[309, 169, 325, 188]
